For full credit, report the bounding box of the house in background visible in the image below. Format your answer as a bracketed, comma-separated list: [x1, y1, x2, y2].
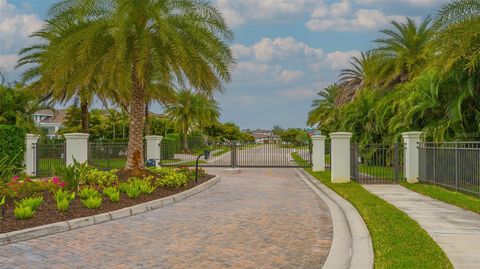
[251, 129, 280, 144]
[32, 109, 66, 138]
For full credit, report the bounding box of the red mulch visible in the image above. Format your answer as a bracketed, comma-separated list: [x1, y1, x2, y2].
[0, 174, 214, 234]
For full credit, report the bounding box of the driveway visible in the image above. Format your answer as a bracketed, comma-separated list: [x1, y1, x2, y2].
[1, 168, 333, 269]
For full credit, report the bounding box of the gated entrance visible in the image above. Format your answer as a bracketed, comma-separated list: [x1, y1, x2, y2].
[350, 143, 404, 184]
[33, 141, 66, 177]
[160, 140, 312, 168]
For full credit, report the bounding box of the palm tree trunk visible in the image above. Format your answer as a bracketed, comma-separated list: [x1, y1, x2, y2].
[126, 74, 146, 169]
[182, 125, 188, 151]
[80, 99, 89, 133]
[145, 103, 150, 136]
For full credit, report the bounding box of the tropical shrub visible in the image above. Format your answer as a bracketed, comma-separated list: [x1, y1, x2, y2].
[56, 199, 70, 212]
[161, 138, 176, 160]
[14, 205, 34, 219]
[78, 187, 100, 199]
[0, 125, 26, 168]
[103, 186, 120, 202]
[155, 173, 188, 188]
[80, 168, 119, 188]
[81, 196, 102, 209]
[16, 196, 43, 212]
[0, 196, 5, 219]
[119, 178, 155, 199]
[54, 159, 89, 191]
[0, 155, 20, 185]
[124, 184, 141, 199]
[54, 189, 75, 212]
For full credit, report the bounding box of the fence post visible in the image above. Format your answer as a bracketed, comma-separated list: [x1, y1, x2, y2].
[64, 133, 90, 165]
[311, 135, 326, 172]
[402, 131, 422, 184]
[24, 134, 40, 176]
[145, 135, 163, 166]
[330, 132, 352, 183]
[394, 143, 399, 182]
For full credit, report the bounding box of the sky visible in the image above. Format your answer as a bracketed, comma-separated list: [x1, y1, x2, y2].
[0, 0, 449, 130]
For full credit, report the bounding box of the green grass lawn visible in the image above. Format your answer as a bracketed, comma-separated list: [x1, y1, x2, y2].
[291, 152, 312, 167]
[90, 158, 126, 170]
[212, 147, 230, 156]
[401, 182, 480, 214]
[306, 169, 452, 269]
[359, 164, 404, 180]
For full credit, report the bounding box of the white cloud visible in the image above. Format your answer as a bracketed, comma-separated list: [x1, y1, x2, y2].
[215, 0, 321, 27]
[0, 54, 18, 74]
[0, 0, 42, 53]
[232, 37, 323, 62]
[307, 8, 409, 32]
[354, 0, 447, 7]
[276, 70, 304, 84]
[322, 50, 361, 70]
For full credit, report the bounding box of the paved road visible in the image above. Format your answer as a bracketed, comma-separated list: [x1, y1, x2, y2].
[364, 185, 480, 269]
[1, 168, 332, 269]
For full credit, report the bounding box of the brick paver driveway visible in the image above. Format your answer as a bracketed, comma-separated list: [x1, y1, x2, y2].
[1, 168, 333, 269]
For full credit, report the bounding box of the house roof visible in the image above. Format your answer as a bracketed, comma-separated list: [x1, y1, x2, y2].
[39, 110, 67, 124]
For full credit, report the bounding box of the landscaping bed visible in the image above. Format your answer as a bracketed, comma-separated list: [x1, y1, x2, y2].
[1, 164, 213, 234]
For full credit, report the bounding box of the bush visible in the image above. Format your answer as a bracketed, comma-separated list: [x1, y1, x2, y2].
[103, 186, 120, 202]
[81, 196, 102, 209]
[124, 184, 141, 199]
[56, 199, 70, 212]
[165, 133, 181, 151]
[54, 189, 75, 212]
[17, 196, 43, 211]
[155, 173, 188, 188]
[14, 206, 33, 219]
[54, 159, 89, 191]
[78, 187, 100, 199]
[80, 168, 119, 188]
[0, 125, 26, 169]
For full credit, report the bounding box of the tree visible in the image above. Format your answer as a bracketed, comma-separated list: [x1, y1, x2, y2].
[19, 0, 233, 169]
[307, 84, 339, 129]
[373, 17, 434, 86]
[165, 90, 220, 150]
[0, 83, 53, 132]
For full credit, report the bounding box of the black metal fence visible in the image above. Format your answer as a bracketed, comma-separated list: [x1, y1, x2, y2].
[88, 142, 129, 170]
[351, 143, 404, 184]
[33, 142, 65, 177]
[418, 142, 480, 197]
[325, 141, 331, 171]
[160, 141, 312, 168]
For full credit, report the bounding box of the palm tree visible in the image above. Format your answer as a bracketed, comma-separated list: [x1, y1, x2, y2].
[19, 0, 233, 169]
[165, 90, 220, 150]
[373, 17, 434, 86]
[434, 0, 480, 75]
[307, 84, 339, 128]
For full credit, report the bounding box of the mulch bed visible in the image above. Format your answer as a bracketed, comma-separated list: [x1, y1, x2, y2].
[0, 175, 214, 234]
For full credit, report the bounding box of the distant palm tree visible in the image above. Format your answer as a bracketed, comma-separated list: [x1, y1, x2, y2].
[19, 0, 234, 169]
[374, 17, 434, 86]
[165, 90, 220, 150]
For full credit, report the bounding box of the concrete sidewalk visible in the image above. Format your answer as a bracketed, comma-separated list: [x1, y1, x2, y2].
[364, 185, 480, 269]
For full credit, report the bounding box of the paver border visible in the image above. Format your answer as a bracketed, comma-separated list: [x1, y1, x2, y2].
[0, 175, 222, 246]
[294, 169, 374, 269]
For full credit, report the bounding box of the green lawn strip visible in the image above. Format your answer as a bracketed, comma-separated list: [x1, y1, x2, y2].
[89, 159, 126, 169]
[401, 182, 480, 214]
[359, 164, 403, 180]
[305, 169, 452, 269]
[291, 152, 312, 167]
[212, 147, 230, 156]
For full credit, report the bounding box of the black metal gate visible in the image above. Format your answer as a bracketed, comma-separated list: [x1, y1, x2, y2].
[33, 142, 66, 177]
[350, 143, 404, 184]
[160, 140, 312, 168]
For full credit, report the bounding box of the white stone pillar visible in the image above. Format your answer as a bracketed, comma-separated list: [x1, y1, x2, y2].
[25, 134, 39, 176]
[402, 131, 422, 184]
[330, 132, 352, 183]
[64, 133, 89, 166]
[311, 135, 326, 172]
[145, 135, 163, 165]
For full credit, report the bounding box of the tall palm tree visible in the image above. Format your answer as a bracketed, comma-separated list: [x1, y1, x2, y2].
[435, 0, 480, 75]
[374, 17, 434, 86]
[165, 90, 220, 150]
[307, 84, 339, 128]
[19, 0, 233, 169]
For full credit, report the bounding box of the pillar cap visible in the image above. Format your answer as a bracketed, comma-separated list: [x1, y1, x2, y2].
[145, 135, 163, 140]
[330, 132, 352, 139]
[311, 135, 326, 140]
[402, 131, 422, 139]
[26, 134, 40, 139]
[64, 133, 90, 139]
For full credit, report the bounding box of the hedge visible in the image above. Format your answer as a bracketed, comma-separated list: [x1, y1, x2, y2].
[0, 125, 26, 168]
[165, 133, 181, 152]
[161, 138, 176, 160]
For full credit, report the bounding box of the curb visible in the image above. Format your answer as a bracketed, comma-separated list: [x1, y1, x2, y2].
[0, 176, 222, 246]
[294, 169, 374, 269]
